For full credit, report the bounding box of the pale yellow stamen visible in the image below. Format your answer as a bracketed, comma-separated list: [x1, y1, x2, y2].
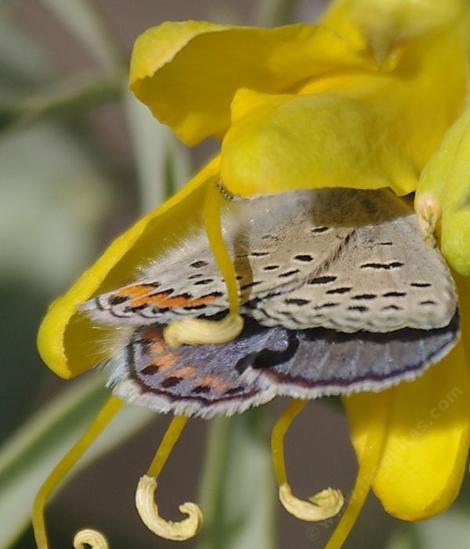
[415, 192, 441, 245]
[32, 396, 124, 549]
[163, 313, 243, 349]
[325, 392, 392, 549]
[162, 180, 243, 348]
[136, 415, 203, 541]
[73, 529, 109, 549]
[271, 400, 344, 522]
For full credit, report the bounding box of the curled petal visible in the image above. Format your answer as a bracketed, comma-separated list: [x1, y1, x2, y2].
[136, 476, 203, 541]
[37, 156, 220, 379]
[130, 21, 368, 145]
[73, 529, 109, 549]
[279, 484, 343, 522]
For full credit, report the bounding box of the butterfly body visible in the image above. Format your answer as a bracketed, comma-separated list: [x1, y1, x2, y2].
[83, 188, 459, 417]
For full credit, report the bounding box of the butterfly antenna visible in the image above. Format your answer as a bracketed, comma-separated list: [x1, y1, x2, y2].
[271, 400, 344, 523]
[32, 395, 124, 549]
[325, 392, 392, 549]
[163, 179, 243, 348]
[136, 415, 203, 541]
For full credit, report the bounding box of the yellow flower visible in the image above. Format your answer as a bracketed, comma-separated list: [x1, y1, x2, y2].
[35, 0, 470, 547]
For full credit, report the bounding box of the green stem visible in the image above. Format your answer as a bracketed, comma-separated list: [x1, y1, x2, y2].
[0, 72, 124, 133]
[197, 408, 276, 549]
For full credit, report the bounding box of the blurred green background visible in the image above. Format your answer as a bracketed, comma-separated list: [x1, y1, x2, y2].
[1, 1, 469, 548]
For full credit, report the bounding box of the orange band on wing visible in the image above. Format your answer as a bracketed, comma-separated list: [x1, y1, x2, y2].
[118, 285, 221, 310]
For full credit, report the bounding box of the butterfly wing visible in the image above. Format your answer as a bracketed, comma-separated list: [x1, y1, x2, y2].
[107, 322, 279, 418]
[250, 193, 457, 332]
[84, 188, 446, 329]
[83, 187, 459, 417]
[82, 189, 366, 325]
[107, 313, 459, 417]
[260, 313, 459, 398]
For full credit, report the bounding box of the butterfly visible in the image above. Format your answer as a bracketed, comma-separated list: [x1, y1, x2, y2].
[82, 187, 459, 418]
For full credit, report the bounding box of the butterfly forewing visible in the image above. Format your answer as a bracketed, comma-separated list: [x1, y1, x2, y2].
[84, 189, 356, 324]
[250, 206, 457, 332]
[85, 188, 456, 333]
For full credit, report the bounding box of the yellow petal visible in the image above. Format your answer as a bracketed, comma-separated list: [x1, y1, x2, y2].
[344, 340, 470, 520]
[416, 107, 470, 276]
[456, 276, 470, 359]
[221, 21, 466, 198]
[37, 156, 220, 379]
[129, 21, 369, 145]
[323, 0, 467, 64]
[221, 87, 416, 197]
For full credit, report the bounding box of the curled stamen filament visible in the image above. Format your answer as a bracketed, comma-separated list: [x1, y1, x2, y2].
[163, 179, 244, 348]
[32, 395, 124, 549]
[136, 415, 203, 541]
[73, 529, 108, 549]
[326, 392, 392, 549]
[164, 313, 243, 349]
[272, 399, 344, 521]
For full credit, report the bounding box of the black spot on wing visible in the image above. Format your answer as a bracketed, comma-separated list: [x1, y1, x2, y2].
[327, 287, 352, 295]
[360, 262, 404, 270]
[351, 294, 377, 301]
[194, 278, 214, 285]
[383, 291, 407, 297]
[348, 305, 369, 313]
[109, 295, 128, 306]
[190, 260, 209, 268]
[382, 305, 402, 311]
[284, 298, 310, 306]
[161, 376, 181, 388]
[240, 281, 262, 290]
[294, 254, 314, 262]
[278, 269, 301, 278]
[309, 275, 337, 285]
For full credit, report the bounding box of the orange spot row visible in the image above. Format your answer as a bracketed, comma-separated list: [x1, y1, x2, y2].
[116, 285, 219, 310]
[198, 374, 228, 393]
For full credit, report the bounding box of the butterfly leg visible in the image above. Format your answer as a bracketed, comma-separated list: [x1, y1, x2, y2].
[271, 399, 344, 522]
[136, 415, 203, 541]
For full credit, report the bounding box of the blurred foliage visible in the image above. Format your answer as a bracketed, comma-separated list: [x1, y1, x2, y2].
[0, 1, 469, 548]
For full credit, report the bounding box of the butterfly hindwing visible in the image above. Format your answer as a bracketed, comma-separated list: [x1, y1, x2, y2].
[106, 313, 459, 417]
[107, 323, 277, 418]
[261, 313, 459, 398]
